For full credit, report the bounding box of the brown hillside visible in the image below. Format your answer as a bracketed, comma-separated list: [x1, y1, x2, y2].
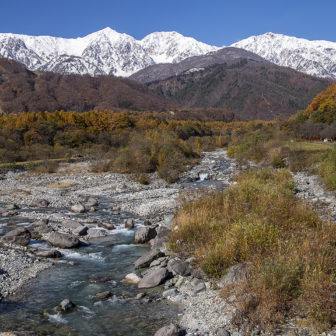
[0, 58, 172, 113]
[147, 60, 334, 120]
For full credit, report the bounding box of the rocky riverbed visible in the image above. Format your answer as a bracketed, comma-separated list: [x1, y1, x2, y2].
[0, 149, 243, 335]
[2, 149, 336, 336]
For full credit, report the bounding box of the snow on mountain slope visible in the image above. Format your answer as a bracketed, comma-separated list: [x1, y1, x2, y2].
[0, 28, 218, 76]
[232, 32, 336, 79]
[140, 31, 219, 64]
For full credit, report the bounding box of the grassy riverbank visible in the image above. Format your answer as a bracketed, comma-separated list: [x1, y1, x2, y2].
[227, 125, 336, 190]
[171, 168, 336, 331]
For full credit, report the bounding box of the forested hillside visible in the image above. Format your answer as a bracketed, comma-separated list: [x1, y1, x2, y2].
[0, 58, 172, 113]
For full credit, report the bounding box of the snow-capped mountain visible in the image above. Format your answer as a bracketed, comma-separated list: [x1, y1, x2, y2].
[0, 28, 219, 77]
[232, 32, 336, 79]
[140, 31, 218, 64]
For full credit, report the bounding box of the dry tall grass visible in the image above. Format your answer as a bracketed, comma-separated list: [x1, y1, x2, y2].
[171, 169, 336, 331]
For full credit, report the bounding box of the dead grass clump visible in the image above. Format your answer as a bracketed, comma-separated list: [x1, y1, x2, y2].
[170, 168, 336, 331]
[90, 160, 114, 173]
[27, 160, 60, 174]
[47, 181, 74, 189]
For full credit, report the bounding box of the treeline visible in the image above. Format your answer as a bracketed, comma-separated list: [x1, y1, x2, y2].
[0, 110, 272, 181]
[288, 84, 336, 139]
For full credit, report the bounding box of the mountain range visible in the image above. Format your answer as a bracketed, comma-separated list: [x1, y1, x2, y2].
[0, 28, 218, 77]
[232, 32, 336, 80]
[0, 28, 336, 80]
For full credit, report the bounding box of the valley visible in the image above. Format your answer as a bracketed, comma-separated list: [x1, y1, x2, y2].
[1, 15, 336, 336]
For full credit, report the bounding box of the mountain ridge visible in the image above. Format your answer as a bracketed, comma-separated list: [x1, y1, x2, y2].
[1, 28, 336, 81]
[232, 32, 336, 79]
[0, 28, 219, 77]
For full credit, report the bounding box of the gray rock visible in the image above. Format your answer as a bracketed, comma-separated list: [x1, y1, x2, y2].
[47, 232, 80, 248]
[87, 228, 107, 238]
[154, 323, 180, 336]
[216, 328, 230, 336]
[6, 203, 19, 210]
[98, 222, 115, 230]
[149, 257, 166, 268]
[164, 278, 175, 289]
[143, 220, 152, 226]
[193, 281, 206, 294]
[1, 227, 31, 246]
[34, 219, 49, 225]
[137, 267, 170, 289]
[72, 225, 88, 236]
[95, 291, 112, 301]
[185, 257, 196, 264]
[61, 220, 83, 230]
[31, 199, 50, 208]
[135, 226, 157, 244]
[217, 262, 250, 288]
[135, 292, 145, 300]
[124, 273, 141, 284]
[58, 299, 76, 312]
[134, 249, 164, 268]
[70, 204, 86, 213]
[151, 226, 171, 251]
[191, 267, 207, 279]
[61, 219, 83, 230]
[85, 197, 98, 207]
[2, 211, 18, 217]
[125, 218, 134, 229]
[175, 275, 184, 288]
[168, 259, 191, 276]
[162, 288, 179, 298]
[35, 250, 63, 258]
[164, 214, 174, 227]
[30, 220, 53, 239]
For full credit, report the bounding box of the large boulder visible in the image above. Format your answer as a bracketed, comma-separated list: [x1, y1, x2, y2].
[72, 225, 88, 236]
[30, 220, 53, 239]
[151, 226, 171, 251]
[135, 226, 157, 244]
[217, 262, 250, 289]
[154, 323, 180, 336]
[61, 220, 83, 230]
[134, 249, 164, 268]
[125, 218, 134, 229]
[70, 204, 86, 213]
[47, 232, 80, 249]
[137, 267, 170, 289]
[1, 227, 31, 246]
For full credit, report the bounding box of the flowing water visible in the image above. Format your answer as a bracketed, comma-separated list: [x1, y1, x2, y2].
[0, 200, 181, 335]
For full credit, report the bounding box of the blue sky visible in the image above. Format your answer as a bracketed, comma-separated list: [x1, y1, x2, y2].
[2, 0, 335, 45]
